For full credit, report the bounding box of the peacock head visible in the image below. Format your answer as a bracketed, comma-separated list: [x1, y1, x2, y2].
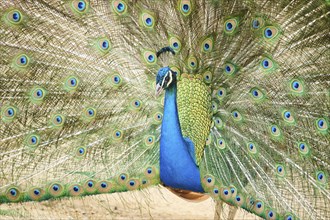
[155, 66, 176, 96]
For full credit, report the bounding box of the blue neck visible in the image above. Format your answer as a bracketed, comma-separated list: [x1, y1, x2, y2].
[160, 84, 204, 192]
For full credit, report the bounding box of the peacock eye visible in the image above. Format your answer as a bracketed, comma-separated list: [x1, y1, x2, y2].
[56, 116, 62, 123]
[203, 71, 212, 84]
[169, 36, 182, 52]
[117, 2, 125, 12]
[264, 28, 273, 38]
[33, 189, 40, 195]
[88, 109, 94, 116]
[224, 63, 237, 76]
[146, 18, 152, 26]
[79, 148, 84, 154]
[141, 12, 156, 29]
[250, 87, 265, 101]
[224, 18, 238, 34]
[129, 180, 135, 186]
[148, 54, 155, 62]
[252, 20, 259, 28]
[53, 185, 59, 191]
[223, 189, 229, 195]
[143, 50, 157, 65]
[262, 59, 269, 68]
[6, 10, 23, 25]
[15, 54, 30, 68]
[87, 181, 94, 187]
[102, 40, 109, 49]
[247, 142, 258, 154]
[316, 171, 327, 184]
[225, 65, 231, 72]
[292, 81, 300, 90]
[77, 1, 86, 11]
[318, 172, 324, 180]
[70, 78, 77, 86]
[101, 182, 107, 188]
[112, 1, 128, 15]
[226, 22, 233, 31]
[263, 26, 279, 40]
[10, 189, 17, 196]
[218, 138, 226, 149]
[179, 0, 192, 16]
[71, 0, 88, 13]
[187, 56, 198, 70]
[315, 118, 328, 132]
[114, 76, 120, 83]
[144, 135, 156, 147]
[182, 4, 190, 12]
[7, 108, 15, 116]
[12, 11, 21, 22]
[268, 211, 274, 218]
[20, 55, 27, 65]
[256, 202, 262, 209]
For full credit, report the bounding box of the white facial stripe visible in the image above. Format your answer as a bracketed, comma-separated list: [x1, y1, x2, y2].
[166, 71, 173, 87]
[161, 71, 169, 87]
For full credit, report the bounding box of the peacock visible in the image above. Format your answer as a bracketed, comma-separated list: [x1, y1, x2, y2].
[0, 0, 329, 219]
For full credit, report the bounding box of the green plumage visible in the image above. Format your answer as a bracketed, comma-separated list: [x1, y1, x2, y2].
[177, 73, 212, 165]
[0, 0, 329, 219]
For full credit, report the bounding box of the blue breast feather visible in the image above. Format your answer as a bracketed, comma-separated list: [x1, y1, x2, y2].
[159, 84, 204, 192]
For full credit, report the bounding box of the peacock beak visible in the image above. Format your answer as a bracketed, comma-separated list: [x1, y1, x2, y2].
[155, 83, 163, 96]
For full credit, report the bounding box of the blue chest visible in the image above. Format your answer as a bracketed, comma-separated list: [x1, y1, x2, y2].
[159, 85, 204, 193]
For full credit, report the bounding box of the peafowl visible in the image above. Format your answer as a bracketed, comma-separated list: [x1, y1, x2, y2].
[0, 0, 329, 219]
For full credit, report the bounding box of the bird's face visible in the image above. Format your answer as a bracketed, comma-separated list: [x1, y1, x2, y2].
[155, 67, 175, 96]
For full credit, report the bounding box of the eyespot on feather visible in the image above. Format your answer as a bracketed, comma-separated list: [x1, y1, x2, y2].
[64, 75, 80, 92]
[70, 0, 89, 14]
[30, 87, 47, 104]
[68, 184, 84, 196]
[263, 26, 280, 41]
[25, 134, 40, 149]
[178, 0, 193, 16]
[140, 11, 156, 29]
[5, 9, 23, 25]
[169, 36, 182, 53]
[203, 71, 212, 84]
[251, 17, 265, 30]
[187, 56, 198, 70]
[84, 180, 97, 194]
[201, 37, 214, 53]
[142, 50, 157, 65]
[112, 0, 128, 15]
[224, 18, 239, 34]
[48, 183, 65, 197]
[5, 187, 22, 202]
[28, 187, 46, 201]
[1, 105, 18, 123]
[96, 180, 113, 193]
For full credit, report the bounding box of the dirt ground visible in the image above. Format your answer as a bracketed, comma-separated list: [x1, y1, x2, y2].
[0, 186, 261, 219]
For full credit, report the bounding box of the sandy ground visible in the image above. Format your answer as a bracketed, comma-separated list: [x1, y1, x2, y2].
[0, 187, 261, 220]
